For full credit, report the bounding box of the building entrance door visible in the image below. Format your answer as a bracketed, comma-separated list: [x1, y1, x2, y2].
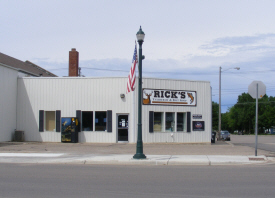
[117, 114, 129, 142]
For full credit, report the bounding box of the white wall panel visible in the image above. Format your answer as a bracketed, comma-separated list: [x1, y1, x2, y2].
[0, 65, 18, 141]
[17, 77, 132, 143]
[16, 77, 211, 143]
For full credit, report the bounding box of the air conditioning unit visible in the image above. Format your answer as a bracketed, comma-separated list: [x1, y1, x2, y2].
[14, 130, 25, 142]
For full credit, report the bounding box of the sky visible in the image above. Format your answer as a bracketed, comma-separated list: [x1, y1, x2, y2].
[1, 0, 275, 113]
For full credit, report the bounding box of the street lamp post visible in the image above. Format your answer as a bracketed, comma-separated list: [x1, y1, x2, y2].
[133, 26, 146, 159]
[218, 66, 240, 140]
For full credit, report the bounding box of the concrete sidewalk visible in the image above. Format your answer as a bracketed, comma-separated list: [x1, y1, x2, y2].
[0, 153, 271, 165]
[0, 141, 274, 165]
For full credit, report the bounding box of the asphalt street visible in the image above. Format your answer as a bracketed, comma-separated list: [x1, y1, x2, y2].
[1, 163, 275, 198]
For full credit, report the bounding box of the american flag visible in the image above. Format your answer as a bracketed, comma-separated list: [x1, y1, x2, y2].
[126, 42, 138, 94]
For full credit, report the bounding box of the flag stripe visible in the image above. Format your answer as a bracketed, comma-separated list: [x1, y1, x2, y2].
[126, 42, 138, 94]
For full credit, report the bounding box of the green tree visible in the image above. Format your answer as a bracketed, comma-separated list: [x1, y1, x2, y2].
[227, 93, 255, 134]
[266, 96, 275, 128]
[221, 112, 228, 131]
[225, 93, 275, 134]
[258, 95, 275, 133]
[212, 101, 219, 131]
[227, 106, 239, 132]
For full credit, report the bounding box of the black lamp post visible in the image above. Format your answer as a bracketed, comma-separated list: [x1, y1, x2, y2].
[133, 26, 146, 159]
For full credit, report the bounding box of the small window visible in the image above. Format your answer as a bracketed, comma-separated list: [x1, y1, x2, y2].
[45, 111, 55, 131]
[95, 111, 106, 131]
[177, 112, 186, 132]
[154, 112, 164, 132]
[82, 111, 93, 131]
[165, 112, 175, 132]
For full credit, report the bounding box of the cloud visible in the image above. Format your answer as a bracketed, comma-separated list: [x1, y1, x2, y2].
[210, 34, 275, 46]
[199, 33, 275, 57]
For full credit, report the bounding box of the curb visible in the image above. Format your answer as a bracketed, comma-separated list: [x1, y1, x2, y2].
[0, 153, 273, 166]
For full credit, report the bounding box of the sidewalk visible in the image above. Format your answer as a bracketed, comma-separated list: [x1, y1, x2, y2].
[0, 141, 274, 165]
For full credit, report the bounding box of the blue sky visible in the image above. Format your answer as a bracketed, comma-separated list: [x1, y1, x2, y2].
[1, 0, 275, 112]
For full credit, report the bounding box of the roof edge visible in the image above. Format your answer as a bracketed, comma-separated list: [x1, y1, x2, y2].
[0, 62, 19, 71]
[25, 61, 57, 77]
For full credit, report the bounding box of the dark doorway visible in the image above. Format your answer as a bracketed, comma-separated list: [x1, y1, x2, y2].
[117, 114, 128, 142]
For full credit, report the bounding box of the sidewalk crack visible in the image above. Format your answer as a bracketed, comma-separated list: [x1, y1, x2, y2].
[206, 155, 211, 166]
[167, 155, 172, 165]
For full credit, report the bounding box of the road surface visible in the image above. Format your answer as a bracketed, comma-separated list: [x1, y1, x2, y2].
[0, 163, 274, 198]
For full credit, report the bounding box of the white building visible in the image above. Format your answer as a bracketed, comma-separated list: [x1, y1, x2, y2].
[16, 77, 212, 143]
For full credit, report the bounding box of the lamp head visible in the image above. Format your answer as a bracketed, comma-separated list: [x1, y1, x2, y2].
[136, 26, 145, 42]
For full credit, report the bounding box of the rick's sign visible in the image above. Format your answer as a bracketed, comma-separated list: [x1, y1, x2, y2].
[143, 89, 196, 106]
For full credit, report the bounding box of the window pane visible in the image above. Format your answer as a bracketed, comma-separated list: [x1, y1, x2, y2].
[82, 111, 93, 131]
[118, 115, 128, 128]
[177, 112, 186, 132]
[154, 112, 163, 132]
[95, 111, 106, 131]
[165, 112, 175, 132]
[45, 111, 55, 131]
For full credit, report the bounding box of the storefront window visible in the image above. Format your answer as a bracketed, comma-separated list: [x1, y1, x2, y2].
[165, 112, 175, 132]
[45, 111, 55, 131]
[154, 112, 164, 132]
[82, 111, 93, 131]
[152, 112, 187, 132]
[95, 111, 106, 131]
[177, 112, 186, 132]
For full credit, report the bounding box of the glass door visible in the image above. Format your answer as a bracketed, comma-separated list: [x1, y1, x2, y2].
[117, 114, 129, 142]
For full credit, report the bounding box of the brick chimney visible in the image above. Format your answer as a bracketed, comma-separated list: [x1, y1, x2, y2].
[69, 48, 79, 77]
